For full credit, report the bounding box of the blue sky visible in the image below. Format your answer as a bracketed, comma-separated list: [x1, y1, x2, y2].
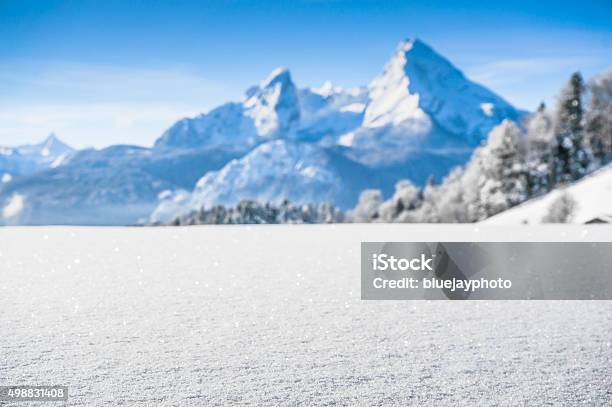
[1, 0, 610, 148]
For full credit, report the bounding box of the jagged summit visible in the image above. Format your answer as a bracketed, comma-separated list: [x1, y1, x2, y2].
[260, 67, 292, 88]
[364, 38, 518, 137]
[344, 38, 523, 166]
[155, 67, 301, 150]
[44, 132, 59, 144]
[244, 67, 300, 138]
[39, 133, 73, 154]
[20, 133, 73, 159]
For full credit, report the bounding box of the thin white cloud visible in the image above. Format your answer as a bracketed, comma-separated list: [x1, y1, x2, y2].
[465, 56, 595, 87]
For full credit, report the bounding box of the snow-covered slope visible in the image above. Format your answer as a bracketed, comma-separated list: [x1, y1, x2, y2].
[295, 83, 368, 143]
[483, 166, 612, 224]
[186, 140, 353, 211]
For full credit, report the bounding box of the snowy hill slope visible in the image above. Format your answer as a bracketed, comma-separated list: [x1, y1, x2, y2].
[182, 140, 381, 212]
[483, 165, 612, 224]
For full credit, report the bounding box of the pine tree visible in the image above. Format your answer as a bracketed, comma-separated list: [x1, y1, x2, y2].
[431, 167, 466, 223]
[351, 189, 382, 222]
[525, 102, 555, 194]
[554, 72, 590, 183]
[170, 199, 345, 225]
[585, 69, 612, 165]
[461, 120, 528, 220]
[377, 180, 422, 222]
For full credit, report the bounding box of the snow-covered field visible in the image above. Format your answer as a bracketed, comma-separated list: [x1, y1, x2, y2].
[1, 225, 611, 405]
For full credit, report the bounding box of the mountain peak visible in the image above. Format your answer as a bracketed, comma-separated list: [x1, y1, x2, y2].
[388, 38, 453, 75]
[396, 38, 416, 51]
[244, 67, 300, 137]
[45, 132, 59, 143]
[39, 133, 73, 153]
[363, 38, 520, 143]
[261, 67, 292, 88]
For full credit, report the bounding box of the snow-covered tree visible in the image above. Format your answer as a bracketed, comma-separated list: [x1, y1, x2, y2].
[461, 120, 528, 220]
[542, 192, 577, 223]
[317, 202, 345, 223]
[377, 180, 422, 222]
[351, 189, 382, 222]
[554, 72, 591, 183]
[428, 167, 467, 222]
[525, 102, 555, 194]
[585, 68, 612, 165]
[414, 175, 439, 222]
[170, 199, 345, 225]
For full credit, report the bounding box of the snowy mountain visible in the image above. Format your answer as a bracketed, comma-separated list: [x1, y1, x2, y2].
[1, 38, 525, 225]
[0, 133, 74, 181]
[0, 145, 240, 225]
[343, 39, 522, 166]
[185, 140, 370, 211]
[154, 68, 367, 152]
[167, 38, 522, 219]
[154, 68, 301, 152]
[482, 165, 612, 224]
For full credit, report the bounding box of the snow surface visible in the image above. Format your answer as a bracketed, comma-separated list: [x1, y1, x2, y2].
[483, 165, 612, 224]
[1, 225, 611, 405]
